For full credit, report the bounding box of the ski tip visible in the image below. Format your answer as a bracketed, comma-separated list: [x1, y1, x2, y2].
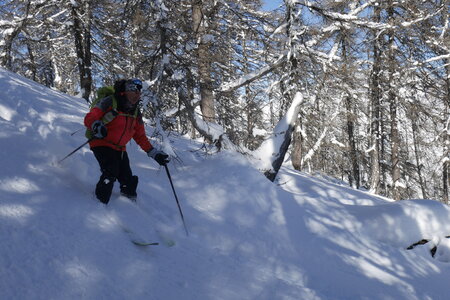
[165, 240, 176, 247]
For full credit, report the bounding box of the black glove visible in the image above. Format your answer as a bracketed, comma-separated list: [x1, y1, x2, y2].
[148, 148, 170, 165]
[91, 120, 107, 139]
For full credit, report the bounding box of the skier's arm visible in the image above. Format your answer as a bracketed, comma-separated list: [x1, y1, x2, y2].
[84, 107, 105, 129]
[133, 115, 153, 153]
[84, 97, 112, 128]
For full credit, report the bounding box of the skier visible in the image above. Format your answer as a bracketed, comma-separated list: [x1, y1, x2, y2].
[84, 78, 170, 204]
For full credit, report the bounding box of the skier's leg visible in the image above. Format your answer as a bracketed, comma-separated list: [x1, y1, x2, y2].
[92, 147, 120, 204]
[118, 151, 138, 200]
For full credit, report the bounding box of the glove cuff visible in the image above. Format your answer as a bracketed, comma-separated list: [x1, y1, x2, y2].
[147, 148, 157, 158]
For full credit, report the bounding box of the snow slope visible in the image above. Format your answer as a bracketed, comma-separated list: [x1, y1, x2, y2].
[1, 67, 450, 300]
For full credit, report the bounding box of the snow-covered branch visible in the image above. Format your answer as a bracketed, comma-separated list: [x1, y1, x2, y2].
[219, 53, 287, 93]
[301, 95, 342, 166]
[298, 0, 391, 30]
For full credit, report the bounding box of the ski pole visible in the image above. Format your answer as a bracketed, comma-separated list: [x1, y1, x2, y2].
[58, 138, 94, 164]
[164, 164, 189, 236]
[70, 127, 84, 136]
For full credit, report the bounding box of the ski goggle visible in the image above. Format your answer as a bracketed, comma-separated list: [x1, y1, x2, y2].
[124, 79, 143, 92]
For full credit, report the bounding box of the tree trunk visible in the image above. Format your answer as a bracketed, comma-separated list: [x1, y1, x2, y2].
[437, 2, 450, 204]
[443, 59, 450, 204]
[285, 1, 303, 172]
[390, 91, 401, 200]
[71, 0, 92, 102]
[410, 105, 427, 198]
[291, 121, 303, 171]
[26, 42, 36, 81]
[345, 95, 360, 189]
[387, 2, 401, 200]
[264, 127, 294, 182]
[369, 5, 382, 194]
[342, 37, 360, 189]
[178, 68, 216, 145]
[192, 0, 215, 126]
[257, 93, 303, 182]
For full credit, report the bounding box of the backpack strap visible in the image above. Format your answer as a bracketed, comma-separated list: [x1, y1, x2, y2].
[116, 109, 139, 118]
[100, 96, 119, 125]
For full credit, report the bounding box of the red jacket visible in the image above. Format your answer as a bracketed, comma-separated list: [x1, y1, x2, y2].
[84, 96, 153, 152]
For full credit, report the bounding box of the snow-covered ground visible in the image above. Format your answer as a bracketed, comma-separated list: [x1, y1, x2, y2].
[1, 67, 450, 300]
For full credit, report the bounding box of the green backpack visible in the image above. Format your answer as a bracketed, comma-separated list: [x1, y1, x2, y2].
[85, 86, 117, 139]
[95, 86, 115, 104]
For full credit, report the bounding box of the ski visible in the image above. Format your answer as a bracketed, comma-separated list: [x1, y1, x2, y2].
[95, 195, 177, 248]
[120, 224, 160, 246]
[130, 234, 175, 247]
[131, 240, 159, 246]
[119, 223, 175, 247]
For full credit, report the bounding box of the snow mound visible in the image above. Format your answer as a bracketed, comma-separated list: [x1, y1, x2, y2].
[1, 67, 450, 299]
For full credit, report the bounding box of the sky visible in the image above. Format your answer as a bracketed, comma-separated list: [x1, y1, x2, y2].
[263, 0, 283, 11]
[1, 66, 450, 299]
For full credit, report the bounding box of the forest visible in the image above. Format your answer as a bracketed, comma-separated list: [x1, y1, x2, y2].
[1, 0, 449, 203]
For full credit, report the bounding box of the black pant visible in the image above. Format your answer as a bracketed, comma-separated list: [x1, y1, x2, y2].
[92, 147, 138, 204]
